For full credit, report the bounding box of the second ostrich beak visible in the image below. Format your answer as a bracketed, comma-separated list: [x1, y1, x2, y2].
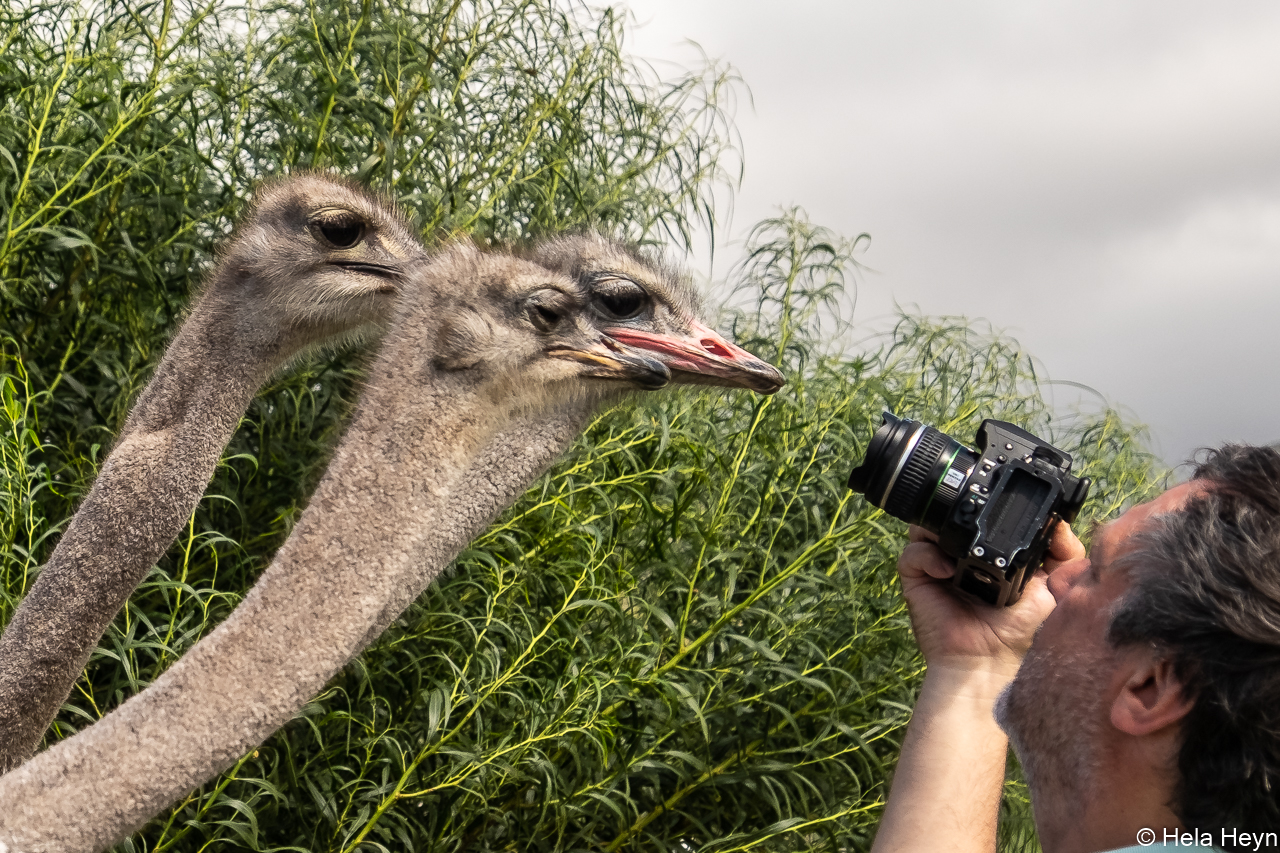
[550, 338, 672, 390]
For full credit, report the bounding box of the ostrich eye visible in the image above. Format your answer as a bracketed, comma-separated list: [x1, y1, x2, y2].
[593, 278, 649, 320]
[312, 213, 365, 249]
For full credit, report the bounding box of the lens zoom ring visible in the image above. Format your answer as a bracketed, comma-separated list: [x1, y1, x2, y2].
[884, 428, 948, 519]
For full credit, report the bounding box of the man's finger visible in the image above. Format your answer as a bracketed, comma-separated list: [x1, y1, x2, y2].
[1046, 519, 1086, 563]
[899, 541, 956, 581]
[907, 525, 939, 544]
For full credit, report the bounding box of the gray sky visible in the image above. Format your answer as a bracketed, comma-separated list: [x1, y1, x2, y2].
[622, 0, 1280, 468]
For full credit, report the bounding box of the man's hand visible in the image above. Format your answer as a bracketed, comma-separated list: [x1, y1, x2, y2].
[897, 521, 1085, 676]
[871, 520, 1086, 853]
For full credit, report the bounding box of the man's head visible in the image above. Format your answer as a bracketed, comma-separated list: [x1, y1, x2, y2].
[996, 444, 1280, 840]
[1109, 445, 1280, 834]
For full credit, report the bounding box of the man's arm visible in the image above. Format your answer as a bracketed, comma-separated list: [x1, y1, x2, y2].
[871, 523, 1085, 853]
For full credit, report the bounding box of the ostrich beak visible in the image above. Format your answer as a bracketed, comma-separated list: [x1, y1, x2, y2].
[606, 320, 786, 395]
[548, 339, 672, 389]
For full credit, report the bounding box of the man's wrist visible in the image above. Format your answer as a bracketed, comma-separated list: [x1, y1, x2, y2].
[913, 662, 1015, 735]
[923, 655, 1022, 690]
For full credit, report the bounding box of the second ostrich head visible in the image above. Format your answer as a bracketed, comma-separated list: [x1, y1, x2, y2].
[422, 233, 782, 413]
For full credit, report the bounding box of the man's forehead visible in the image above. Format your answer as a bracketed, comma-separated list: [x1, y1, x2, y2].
[1089, 481, 1209, 570]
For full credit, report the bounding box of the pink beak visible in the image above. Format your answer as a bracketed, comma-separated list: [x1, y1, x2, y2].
[606, 320, 785, 395]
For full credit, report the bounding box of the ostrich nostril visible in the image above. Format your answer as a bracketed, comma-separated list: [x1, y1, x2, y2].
[700, 338, 732, 358]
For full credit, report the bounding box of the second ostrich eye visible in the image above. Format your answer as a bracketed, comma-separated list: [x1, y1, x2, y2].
[593, 279, 649, 320]
[525, 289, 571, 332]
[313, 214, 365, 249]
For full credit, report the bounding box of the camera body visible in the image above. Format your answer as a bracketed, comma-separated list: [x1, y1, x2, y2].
[848, 412, 1091, 606]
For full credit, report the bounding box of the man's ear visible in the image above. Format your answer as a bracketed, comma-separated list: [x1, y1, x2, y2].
[1110, 646, 1194, 736]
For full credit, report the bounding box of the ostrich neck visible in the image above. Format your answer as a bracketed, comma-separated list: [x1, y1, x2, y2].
[0, 295, 283, 773]
[0, 352, 595, 852]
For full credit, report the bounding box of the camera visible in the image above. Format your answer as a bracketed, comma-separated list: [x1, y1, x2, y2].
[848, 412, 1091, 606]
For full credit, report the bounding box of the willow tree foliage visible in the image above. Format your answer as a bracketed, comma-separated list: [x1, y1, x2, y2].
[0, 1, 1164, 850]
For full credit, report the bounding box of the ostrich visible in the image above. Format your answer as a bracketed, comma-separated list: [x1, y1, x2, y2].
[0, 234, 784, 851]
[0, 174, 424, 772]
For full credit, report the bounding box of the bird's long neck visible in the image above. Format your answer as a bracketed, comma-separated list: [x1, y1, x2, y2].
[0, 311, 595, 851]
[0, 290, 286, 773]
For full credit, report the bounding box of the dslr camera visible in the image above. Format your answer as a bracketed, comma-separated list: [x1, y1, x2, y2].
[848, 412, 1091, 606]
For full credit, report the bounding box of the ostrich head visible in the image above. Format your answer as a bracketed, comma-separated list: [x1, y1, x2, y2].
[207, 172, 425, 350]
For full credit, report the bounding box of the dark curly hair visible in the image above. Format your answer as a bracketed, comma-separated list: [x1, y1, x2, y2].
[1108, 445, 1280, 847]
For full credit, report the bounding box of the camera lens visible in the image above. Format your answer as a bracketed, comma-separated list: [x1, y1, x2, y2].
[848, 412, 979, 530]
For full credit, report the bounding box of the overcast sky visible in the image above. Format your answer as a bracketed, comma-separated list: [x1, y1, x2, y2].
[622, 0, 1280, 469]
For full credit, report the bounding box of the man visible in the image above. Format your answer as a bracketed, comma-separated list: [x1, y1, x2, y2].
[870, 444, 1280, 853]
